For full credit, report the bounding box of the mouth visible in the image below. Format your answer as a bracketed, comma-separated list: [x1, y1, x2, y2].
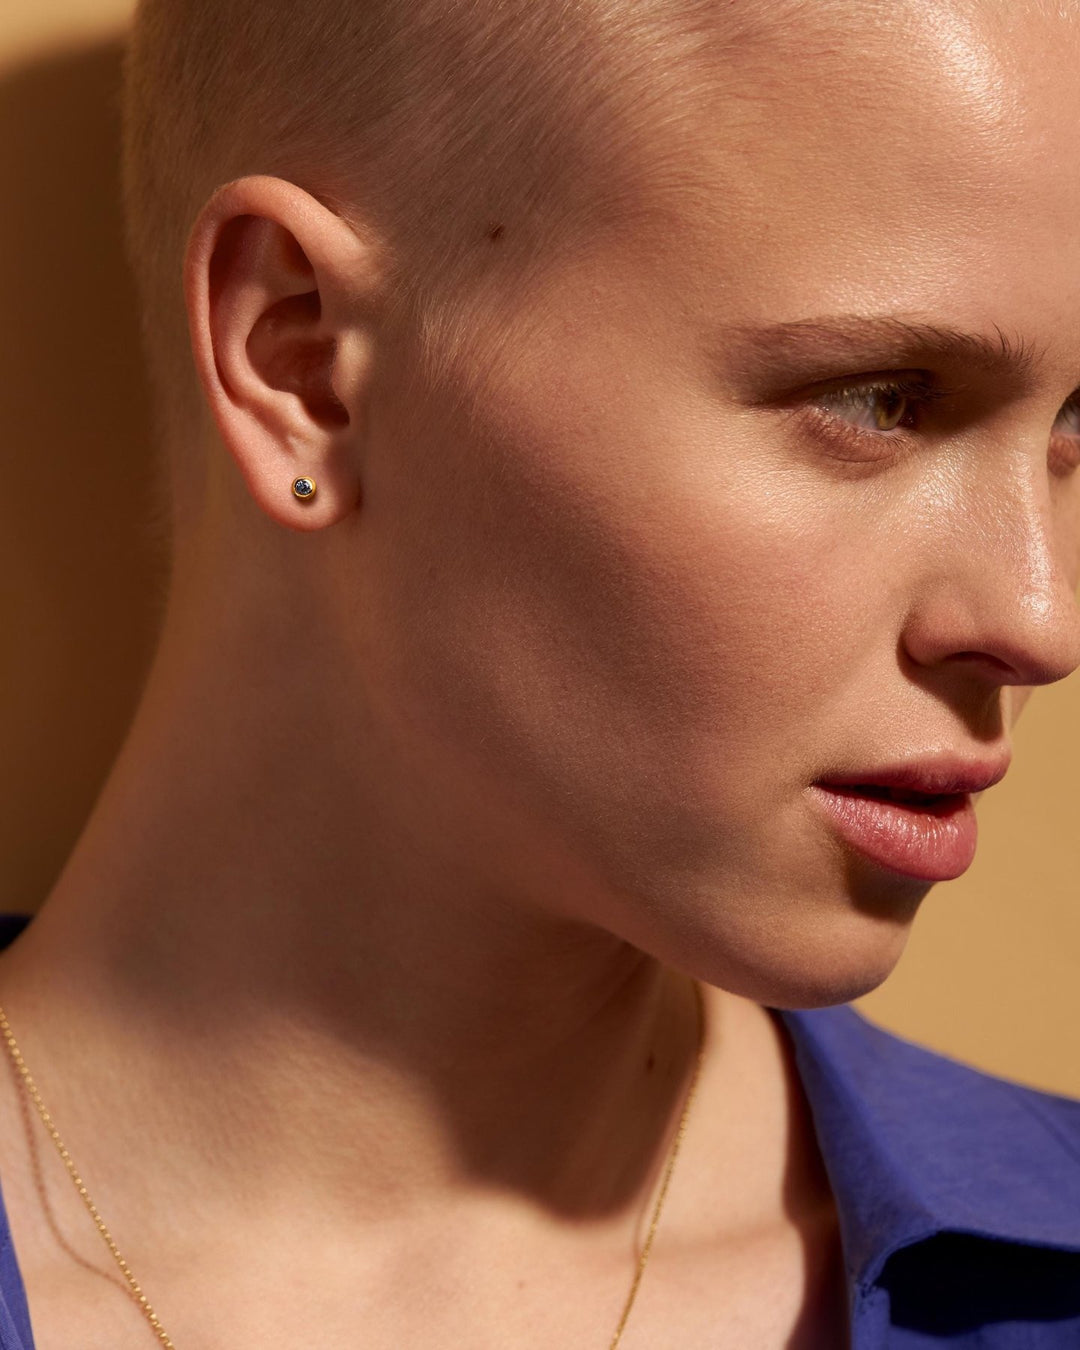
[823, 783, 966, 813]
[808, 782, 977, 882]
[815, 756, 1010, 800]
[806, 755, 1008, 882]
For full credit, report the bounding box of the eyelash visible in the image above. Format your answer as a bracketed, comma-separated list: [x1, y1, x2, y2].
[801, 378, 1080, 474]
[800, 376, 951, 460]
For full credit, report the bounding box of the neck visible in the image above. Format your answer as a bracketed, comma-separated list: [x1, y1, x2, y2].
[0, 554, 709, 1241]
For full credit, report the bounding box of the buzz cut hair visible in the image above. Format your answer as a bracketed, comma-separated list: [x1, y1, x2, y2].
[119, 0, 808, 541]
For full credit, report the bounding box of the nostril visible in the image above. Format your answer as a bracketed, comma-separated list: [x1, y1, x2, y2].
[951, 651, 1021, 677]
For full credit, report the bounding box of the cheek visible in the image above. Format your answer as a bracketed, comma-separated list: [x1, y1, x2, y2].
[352, 336, 931, 1003]
[364, 350, 881, 875]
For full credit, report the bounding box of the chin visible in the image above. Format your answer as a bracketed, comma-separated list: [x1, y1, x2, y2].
[751, 959, 904, 1012]
[655, 877, 924, 1012]
[748, 907, 919, 1010]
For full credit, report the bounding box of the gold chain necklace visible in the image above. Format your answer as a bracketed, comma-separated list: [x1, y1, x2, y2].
[0, 980, 705, 1349]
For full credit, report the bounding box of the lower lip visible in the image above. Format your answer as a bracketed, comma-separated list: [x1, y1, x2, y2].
[808, 785, 978, 882]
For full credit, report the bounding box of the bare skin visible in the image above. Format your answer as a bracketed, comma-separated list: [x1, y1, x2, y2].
[0, 986, 848, 1347]
[1, 0, 1079, 1344]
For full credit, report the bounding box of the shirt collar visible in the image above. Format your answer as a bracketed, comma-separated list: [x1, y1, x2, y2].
[771, 1001, 1080, 1289]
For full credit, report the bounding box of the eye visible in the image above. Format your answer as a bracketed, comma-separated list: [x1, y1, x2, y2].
[800, 376, 951, 461]
[817, 381, 919, 431]
[1050, 392, 1080, 477]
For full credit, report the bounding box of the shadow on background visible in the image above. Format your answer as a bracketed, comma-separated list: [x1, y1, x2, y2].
[0, 36, 165, 914]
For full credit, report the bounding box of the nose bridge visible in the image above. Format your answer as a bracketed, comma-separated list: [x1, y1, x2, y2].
[995, 462, 1059, 622]
[911, 452, 1080, 686]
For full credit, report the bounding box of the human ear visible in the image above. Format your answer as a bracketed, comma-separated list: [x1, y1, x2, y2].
[184, 174, 384, 531]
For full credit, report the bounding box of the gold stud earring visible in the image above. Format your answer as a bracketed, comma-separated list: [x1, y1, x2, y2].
[292, 477, 317, 501]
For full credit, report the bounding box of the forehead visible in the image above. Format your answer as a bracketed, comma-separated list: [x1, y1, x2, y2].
[603, 0, 1080, 379]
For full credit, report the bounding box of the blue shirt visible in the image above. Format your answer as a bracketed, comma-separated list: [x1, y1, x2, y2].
[0, 910, 1077, 1347]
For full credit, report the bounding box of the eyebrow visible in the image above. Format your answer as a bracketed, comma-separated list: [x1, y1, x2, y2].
[716, 314, 1046, 387]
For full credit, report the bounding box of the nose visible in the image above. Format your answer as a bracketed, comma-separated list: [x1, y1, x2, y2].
[901, 457, 1080, 689]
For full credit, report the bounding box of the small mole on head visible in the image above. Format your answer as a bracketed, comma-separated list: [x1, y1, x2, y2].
[487, 221, 506, 242]
[646, 1052, 655, 1073]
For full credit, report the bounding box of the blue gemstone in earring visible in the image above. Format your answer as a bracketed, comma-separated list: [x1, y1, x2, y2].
[292, 477, 317, 500]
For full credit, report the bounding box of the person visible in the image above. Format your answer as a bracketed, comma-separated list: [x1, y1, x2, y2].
[0, 0, 1079, 1345]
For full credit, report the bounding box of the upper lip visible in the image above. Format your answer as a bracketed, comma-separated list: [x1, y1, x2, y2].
[815, 754, 1011, 798]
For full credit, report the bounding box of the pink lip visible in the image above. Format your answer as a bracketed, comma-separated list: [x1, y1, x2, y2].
[808, 754, 1010, 882]
[816, 756, 1011, 798]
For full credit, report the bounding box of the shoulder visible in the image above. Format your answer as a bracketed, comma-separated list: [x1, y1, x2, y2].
[772, 1002, 1080, 1342]
[773, 1001, 1080, 1240]
[778, 998, 1080, 1135]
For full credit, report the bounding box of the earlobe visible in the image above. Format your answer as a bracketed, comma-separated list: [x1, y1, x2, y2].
[183, 175, 381, 532]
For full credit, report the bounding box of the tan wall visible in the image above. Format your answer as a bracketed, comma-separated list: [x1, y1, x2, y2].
[3, 4, 1079, 1097]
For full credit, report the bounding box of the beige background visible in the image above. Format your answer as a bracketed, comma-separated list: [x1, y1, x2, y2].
[3, 3, 1078, 1097]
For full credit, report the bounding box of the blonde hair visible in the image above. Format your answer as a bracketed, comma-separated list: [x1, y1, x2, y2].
[119, 0, 801, 540]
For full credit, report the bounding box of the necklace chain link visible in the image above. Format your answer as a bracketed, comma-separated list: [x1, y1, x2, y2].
[0, 981, 705, 1350]
[0, 1005, 175, 1347]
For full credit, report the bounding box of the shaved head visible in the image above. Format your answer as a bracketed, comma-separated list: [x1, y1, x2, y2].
[118, 0, 1032, 540]
[119, 0, 828, 534]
